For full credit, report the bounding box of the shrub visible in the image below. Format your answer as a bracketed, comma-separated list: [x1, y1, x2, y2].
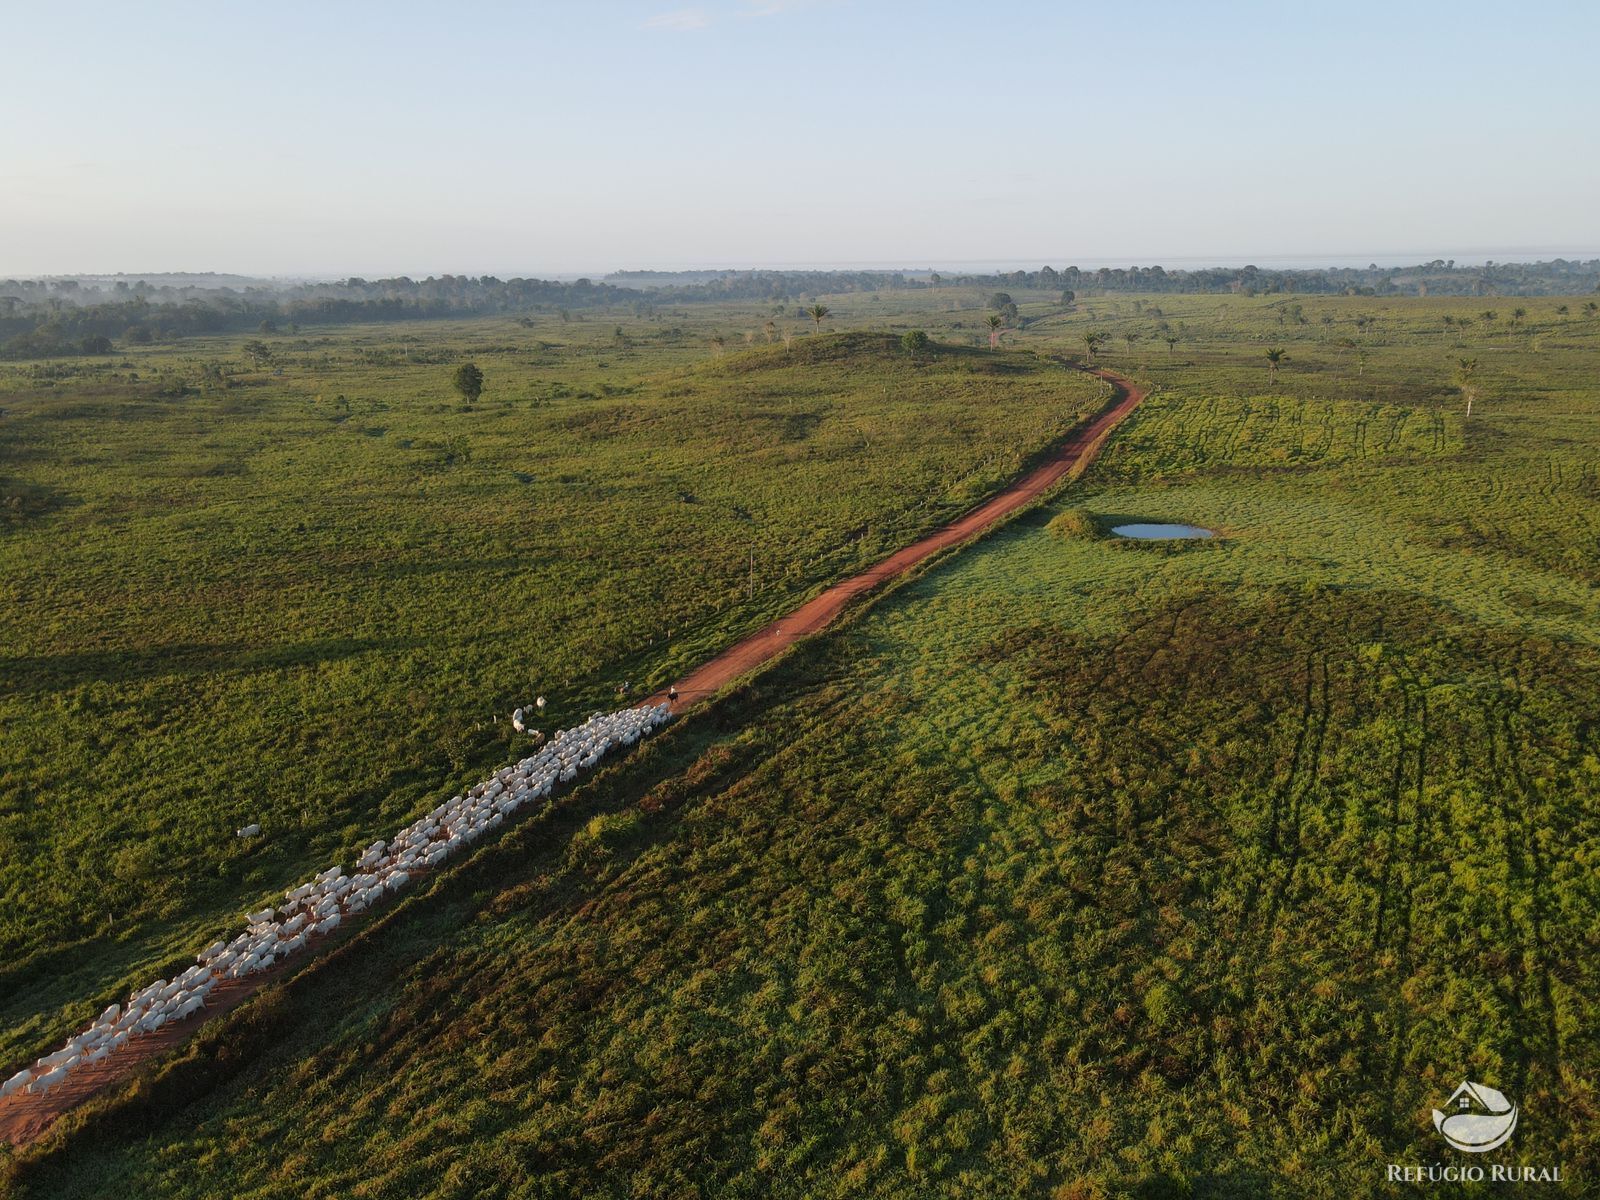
[1046, 508, 1101, 541]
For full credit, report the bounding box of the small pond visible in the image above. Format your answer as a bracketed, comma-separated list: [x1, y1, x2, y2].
[1110, 522, 1215, 540]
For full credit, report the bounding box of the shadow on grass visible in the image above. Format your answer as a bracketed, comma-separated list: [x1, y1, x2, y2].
[0, 636, 433, 696]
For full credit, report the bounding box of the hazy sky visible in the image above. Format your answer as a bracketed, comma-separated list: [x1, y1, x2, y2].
[3, 0, 1597, 277]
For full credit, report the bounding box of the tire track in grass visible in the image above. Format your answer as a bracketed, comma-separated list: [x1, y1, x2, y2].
[1232, 652, 1319, 1010]
[1253, 396, 1283, 453]
[1370, 675, 1416, 949]
[1487, 465, 1506, 507]
[1273, 656, 1333, 900]
[1240, 654, 1332, 1016]
[1369, 659, 1433, 1132]
[1485, 670, 1564, 1091]
[1310, 403, 1335, 460]
[1217, 399, 1252, 462]
[1481, 685, 1537, 1098]
[1378, 407, 1410, 455]
[1185, 394, 1220, 465]
[1269, 655, 1319, 858]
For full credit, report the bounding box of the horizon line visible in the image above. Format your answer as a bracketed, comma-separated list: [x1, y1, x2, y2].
[7, 248, 1600, 284]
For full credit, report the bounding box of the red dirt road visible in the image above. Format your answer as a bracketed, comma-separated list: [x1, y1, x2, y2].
[0, 365, 1142, 1151]
[0, 876, 413, 1147]
[0, 948, 307, 1147]
[647, 366, 1143, 710]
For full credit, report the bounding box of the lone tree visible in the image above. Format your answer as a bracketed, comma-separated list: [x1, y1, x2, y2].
[453, 362, 485, 403]
[242, 340, 273, 369]
[1060, 289, 1076, 307]
[1264, 346, 1287, 384]
[1083, 330, 1107, 362]
[1164, 334, 1179, 356]
[986, 314, 1005, 349]
[1457, 357, 1478, 418]
[901, 329, 930, 359]
[807, 304, 830, 331]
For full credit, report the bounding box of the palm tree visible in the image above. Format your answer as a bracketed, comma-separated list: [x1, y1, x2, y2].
[1082, 330, 1106, 362]
[807, 304, 829, 331]
[1511, 307, 1527, 326]
[1164, 335, 1179, 356]
[1555, 305, 1569, 320]
[1584, 301, 1598, 319]
[1122, 331, 1141, 355]
[986, 314, 1004, 349]
[763, 320, 777, 343]
[1457, 357, 1478, 418]
[1264, 346, 1287, 384]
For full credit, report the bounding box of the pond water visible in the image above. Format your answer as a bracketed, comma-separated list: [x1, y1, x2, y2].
[1111, 523, 1215, 540]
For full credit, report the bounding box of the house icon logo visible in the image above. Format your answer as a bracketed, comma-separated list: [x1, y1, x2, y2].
[1432, 1081, 1518, 1153]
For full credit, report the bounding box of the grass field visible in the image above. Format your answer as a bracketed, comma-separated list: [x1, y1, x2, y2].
[5, 292, 1600, 1197]
[0, 318, 1104, 1068]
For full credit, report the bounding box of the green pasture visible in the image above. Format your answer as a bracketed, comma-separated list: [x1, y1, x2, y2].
[0, 319, 1103, 1066]
[5, 291, 1600, 1198]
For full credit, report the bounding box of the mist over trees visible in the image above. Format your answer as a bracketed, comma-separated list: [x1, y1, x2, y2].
[607, 258, 1600, 299]
[3, 258, 1597, 358]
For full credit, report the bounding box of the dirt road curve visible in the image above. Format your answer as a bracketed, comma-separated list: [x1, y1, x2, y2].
[0, 365, 1142, 1151]
[647, 366, 1143, 709]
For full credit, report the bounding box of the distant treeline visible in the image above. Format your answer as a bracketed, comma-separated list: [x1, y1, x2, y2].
[946, 258, 1600, 297]
[3, 258, 1597, 357]
[0, 276, 635, 358]
[604, 269, 927, 297]
[612, 259, 1600, 299]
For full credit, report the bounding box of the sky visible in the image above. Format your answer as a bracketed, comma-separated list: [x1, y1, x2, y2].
[2, 0, 1597, 277]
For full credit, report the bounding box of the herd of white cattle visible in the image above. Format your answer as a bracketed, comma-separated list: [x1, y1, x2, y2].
[1, 702, 673, 1105]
